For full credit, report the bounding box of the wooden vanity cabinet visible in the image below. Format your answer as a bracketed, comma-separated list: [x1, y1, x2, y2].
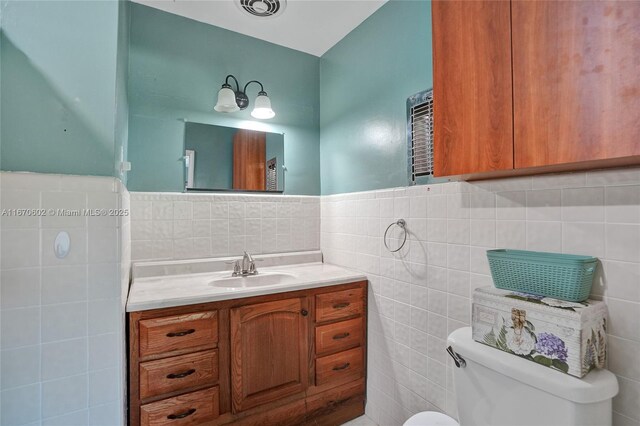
[432, 0, 640, 179]
[230, 297, 309, 412]
[128, 281, 367, 426]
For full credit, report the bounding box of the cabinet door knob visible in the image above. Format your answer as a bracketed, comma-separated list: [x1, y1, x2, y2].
[167, 408, 196, 420]
[300, 309, 308, 316]
[166, 329, 195, 338]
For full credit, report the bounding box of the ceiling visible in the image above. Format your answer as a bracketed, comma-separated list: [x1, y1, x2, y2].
[131, 0, 388, 57]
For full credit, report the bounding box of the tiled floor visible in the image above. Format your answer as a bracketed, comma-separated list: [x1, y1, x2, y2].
[342, 415, 379, 426]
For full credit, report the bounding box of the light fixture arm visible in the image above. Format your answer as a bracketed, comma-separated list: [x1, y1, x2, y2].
[243, 80, 266, 95]
[224, 74, 241, 92]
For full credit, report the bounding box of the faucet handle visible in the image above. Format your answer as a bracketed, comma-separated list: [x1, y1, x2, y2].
[232, 259, 241, 276]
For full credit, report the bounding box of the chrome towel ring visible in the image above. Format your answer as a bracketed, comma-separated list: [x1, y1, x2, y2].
[384, 219, 407, 253]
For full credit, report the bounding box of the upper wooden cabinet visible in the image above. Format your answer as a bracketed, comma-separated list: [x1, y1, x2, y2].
[512, 1, 640, 168]
[432, 0, 640, 178]
[230, 297, 309, 412]
[432, 0, 514, 176]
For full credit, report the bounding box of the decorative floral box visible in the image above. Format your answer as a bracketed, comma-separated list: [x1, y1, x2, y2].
[472, 286, 608, 378]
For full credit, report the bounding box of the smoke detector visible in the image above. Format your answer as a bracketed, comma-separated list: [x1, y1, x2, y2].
[237, 0, 286, 18]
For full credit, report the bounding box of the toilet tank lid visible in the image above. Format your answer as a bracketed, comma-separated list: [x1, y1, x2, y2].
[448, 327, 619, 404]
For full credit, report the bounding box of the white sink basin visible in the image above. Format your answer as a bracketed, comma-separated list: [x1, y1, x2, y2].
[209, 272, 297, 288]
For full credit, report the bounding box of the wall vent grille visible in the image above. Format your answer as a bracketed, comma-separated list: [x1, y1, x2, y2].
[266, 157, 277, 191]
[407, 89, 434, 184]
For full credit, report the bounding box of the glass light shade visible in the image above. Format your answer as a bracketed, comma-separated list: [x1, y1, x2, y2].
[214, 86, 240, 113]
[251, 93, 275, 119]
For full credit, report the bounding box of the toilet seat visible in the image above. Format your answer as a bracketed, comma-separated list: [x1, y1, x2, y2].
[403, 411, 459, 426]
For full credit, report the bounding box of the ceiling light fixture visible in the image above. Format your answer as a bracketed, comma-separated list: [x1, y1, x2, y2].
[214, 74, 275, 120]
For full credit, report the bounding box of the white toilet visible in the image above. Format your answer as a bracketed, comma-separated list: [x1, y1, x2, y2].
[404, 327, 619, 426]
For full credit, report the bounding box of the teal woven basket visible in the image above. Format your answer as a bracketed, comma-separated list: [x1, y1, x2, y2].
[486, 249, 597, 302]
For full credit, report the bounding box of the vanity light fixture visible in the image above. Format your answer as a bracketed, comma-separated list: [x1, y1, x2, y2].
[214, 74, 275, 119]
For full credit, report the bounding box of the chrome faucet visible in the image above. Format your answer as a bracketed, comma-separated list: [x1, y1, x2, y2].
[232, 251, 259, 277]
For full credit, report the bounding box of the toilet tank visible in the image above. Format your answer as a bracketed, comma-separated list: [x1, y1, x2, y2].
[447, 328, 619, 426]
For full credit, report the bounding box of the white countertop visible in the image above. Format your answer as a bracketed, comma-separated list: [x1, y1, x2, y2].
[126, 262, 367, 312]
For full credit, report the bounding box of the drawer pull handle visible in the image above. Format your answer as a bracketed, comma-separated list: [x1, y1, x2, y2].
[167, 408, 196, 420]
[166, 329, 195, 338]
[333, 302, 350, 309]
[333, 332, 350, 340]
[332, 362, 351, 371]
[166, 369, 196, 379]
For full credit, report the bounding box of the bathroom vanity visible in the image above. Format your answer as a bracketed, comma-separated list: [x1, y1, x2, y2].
[126, 254, 367, 426]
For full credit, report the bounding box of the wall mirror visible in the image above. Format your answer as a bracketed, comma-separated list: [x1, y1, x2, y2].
[184, 122, 284, 193]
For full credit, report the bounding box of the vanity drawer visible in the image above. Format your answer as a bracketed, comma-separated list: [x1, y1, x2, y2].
[315, 318, 363, 356]
[139, 311, 218, 358]
[140, 386, 219, 426]
[139, 350, 218, 400]
[316, 347, 364, 386]
[315, 288, 364, 323]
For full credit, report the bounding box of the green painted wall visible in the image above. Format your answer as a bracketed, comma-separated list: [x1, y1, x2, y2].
[0, 0, 428, 194]
[128, 115, 185, 191]
[185, 123, 236, 190]
[319, 0, 432, 195]
[127, 3, 320, 195]
[0, 0, 126, 177]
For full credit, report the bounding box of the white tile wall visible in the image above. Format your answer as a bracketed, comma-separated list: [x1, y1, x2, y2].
[0, 172, 130, 426]
[9, 168, 627, 425]
[130, 192, 321, 261]
[321, 168, 640, 426]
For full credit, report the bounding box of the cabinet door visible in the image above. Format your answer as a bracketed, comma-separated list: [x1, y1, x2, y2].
[432, 0, 514, 177]
[230, 297, 308, 412]
[513, 1, 640, 168]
